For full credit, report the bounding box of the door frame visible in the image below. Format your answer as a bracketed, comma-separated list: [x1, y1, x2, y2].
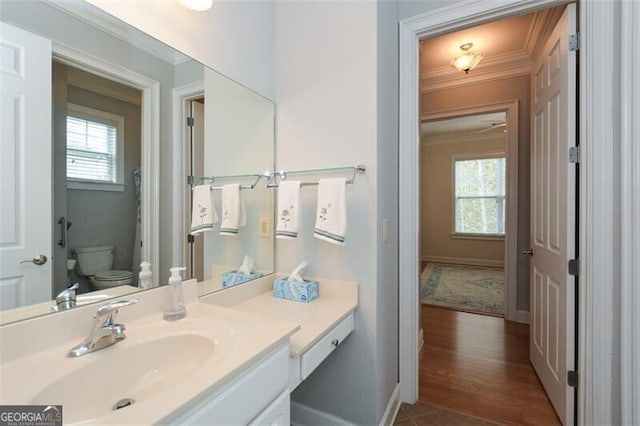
[420, 100, 519, 322]
[399, 0, 622, 424]
[171, 81, 205, 271]
[53, 42, 160, 284]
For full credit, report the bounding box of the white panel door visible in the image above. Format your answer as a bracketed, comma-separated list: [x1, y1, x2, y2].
[529, 4, 576, 424]
[0, 22, 52, 310]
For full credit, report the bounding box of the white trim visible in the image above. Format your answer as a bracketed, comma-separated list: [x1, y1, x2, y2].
[53, 42, 160, 285]
[422, 100, 517, 322]
[379, 383, 401, 426]
[66, 182, 124, 192]
[418, 328, 424, 352]
[421, 256, 504, 268]
[290, 401, 355, 426]
[399, 0, 612, 424]
[517, 310, 530, 324]
[578, 1, 617, 424]
[171, 81, 205, 269]
[620, 2, 640, 423]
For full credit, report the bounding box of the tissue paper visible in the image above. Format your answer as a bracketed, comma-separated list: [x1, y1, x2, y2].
[273, 261, 319, 303]
[221, 255, 263, 288]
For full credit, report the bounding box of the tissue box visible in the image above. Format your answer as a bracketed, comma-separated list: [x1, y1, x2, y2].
[221, 271, 263, 288]
[273, 278, 319, 303]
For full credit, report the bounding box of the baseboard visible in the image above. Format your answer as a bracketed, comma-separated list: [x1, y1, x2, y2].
[291, 401, 356, 426]
[422, 255, 504, 268]
[516, 310, 530, 324]
[379, 383, 401, 426]
[418, 328, 424, 352]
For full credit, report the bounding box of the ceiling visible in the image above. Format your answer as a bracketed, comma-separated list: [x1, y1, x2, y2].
[421, 111, 506, 137]
[419, 6, 564, 92]
[420, 13, 535, 72]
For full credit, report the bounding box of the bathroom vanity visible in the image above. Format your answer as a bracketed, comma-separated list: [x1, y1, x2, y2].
[0, 276, 357, 425]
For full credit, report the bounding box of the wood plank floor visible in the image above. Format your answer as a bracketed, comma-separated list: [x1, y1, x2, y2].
[418, 305, 561, 425]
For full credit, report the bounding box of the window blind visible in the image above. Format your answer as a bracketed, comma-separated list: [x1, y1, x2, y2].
[66, 115, 117, 183]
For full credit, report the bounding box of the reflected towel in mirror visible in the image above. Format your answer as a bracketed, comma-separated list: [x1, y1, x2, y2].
[191, 185, 218, 234]
[276, 181, 301, 239]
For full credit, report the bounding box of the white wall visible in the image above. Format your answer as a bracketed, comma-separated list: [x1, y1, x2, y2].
[87, 0, 275, 99]
[275, 1, 398, 424]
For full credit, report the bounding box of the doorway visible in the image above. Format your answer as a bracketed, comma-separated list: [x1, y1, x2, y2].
[399, 3, 578, 425]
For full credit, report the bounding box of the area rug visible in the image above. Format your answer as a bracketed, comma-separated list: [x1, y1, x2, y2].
[420, 263, 504, 316]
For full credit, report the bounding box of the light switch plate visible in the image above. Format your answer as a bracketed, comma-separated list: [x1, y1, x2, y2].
[382, 218, 389, 243]
[259, 216, 271, 238]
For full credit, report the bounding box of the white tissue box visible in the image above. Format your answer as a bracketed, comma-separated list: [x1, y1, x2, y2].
[273, 278, 319, 303]
[221, 271, 263, 288]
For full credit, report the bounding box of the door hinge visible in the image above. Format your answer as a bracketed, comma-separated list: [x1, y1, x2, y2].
[187, 175, 195, 186]
[187, 116, 195, 127]
[568, 258, 579, 276]
[567, 370, 578, 388]
[569, 146, 580, 164]
[187, 234, 195, 243]
[569, 33, 580, 51]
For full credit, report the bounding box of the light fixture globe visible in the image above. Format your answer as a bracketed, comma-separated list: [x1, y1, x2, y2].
[178, 0, 213, 11]
[451, 43, 483, 74]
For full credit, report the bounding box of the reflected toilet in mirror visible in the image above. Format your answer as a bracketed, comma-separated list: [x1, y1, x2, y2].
[74, 246, 134, 291]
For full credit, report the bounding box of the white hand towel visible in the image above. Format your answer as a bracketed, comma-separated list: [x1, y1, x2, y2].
[276, 181, 301, 239]
[220, 184, 241, 236]
[190, 184, 217, 234]
[314, 178, 347, 245]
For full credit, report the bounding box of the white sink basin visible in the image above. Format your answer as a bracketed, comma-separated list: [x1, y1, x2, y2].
[31, 334, 215, 423]
[0, 301, 299, 425]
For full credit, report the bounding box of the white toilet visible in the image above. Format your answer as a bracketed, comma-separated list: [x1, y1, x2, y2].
[74, 245, 134, 290]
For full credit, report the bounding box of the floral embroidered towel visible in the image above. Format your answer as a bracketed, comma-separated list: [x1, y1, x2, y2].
[220, 184, 241, 236]
[190, 184, 217, 234]
[276, 181, 301, 239]
[314, 178, 347, 245]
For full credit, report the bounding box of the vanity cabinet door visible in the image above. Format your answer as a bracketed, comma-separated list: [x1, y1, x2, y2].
[249, 390, 290, 426]
[166, 344, 289, 425]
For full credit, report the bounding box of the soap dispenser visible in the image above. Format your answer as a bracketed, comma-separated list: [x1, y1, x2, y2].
[139, 261, 153, 289]
[164, 267, 187, 321]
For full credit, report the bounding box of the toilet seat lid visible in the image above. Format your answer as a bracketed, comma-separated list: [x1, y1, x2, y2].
[94, 270, 133, 281]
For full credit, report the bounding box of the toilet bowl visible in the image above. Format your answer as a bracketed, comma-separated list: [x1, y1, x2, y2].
[75, 245, 134, 290]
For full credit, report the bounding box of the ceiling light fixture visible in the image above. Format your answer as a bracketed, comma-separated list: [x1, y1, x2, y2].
[451, 43, 483, 74]
[178, 0, 213, 11]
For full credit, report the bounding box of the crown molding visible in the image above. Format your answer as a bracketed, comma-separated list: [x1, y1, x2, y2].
[420, 50, 532, 93]
[525, 7, 566, 59]
[41, 0, 189, 66]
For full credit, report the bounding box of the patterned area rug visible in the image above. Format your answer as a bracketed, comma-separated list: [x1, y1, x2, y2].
[420, 263, 504, 316]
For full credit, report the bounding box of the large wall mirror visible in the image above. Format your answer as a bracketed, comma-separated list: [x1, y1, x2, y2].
[0, 0, 275, 325]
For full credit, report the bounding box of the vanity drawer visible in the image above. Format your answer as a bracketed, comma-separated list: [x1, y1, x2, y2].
[300, 312, 354, 379]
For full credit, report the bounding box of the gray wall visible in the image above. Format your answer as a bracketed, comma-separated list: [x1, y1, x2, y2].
[275, 1, 399, 423]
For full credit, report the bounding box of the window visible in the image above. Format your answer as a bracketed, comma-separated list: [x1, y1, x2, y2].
[454, 155, 505, 236]
[66, 103, 124, 191]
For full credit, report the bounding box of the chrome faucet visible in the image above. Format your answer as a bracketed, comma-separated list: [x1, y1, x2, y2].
[67, 299, 137, 357]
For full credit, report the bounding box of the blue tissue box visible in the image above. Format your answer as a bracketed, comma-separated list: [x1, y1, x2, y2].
[273, 278, 319, 303]
[221, 271, 263, 288]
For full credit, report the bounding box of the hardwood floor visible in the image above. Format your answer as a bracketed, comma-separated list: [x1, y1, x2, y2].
[418, 305, 561, 425]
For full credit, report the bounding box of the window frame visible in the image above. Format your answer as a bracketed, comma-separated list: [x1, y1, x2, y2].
[450, 152, 506, 239]
[65, 103, 125, 192]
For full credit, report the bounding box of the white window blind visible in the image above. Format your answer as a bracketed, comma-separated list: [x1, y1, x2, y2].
[65, 103, 124, 191]
[66, 115, 117, 183]
[454, 156, 506, 236]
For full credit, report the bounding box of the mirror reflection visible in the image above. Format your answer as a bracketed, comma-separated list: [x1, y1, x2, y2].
[0, 0, 275, 325]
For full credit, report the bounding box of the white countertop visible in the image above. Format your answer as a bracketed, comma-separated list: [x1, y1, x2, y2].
[200, 274, 358, 357]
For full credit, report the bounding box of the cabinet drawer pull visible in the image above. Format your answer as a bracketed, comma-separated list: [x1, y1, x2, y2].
[331, 339, 340, 347]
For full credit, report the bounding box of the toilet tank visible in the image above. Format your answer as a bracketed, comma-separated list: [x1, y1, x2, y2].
[75, 245, 114, 276]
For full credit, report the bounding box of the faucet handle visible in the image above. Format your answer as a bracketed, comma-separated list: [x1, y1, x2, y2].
[95, 299, 138, 325]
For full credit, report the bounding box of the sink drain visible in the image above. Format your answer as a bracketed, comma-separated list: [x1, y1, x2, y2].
[113, 398, 135, 410]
